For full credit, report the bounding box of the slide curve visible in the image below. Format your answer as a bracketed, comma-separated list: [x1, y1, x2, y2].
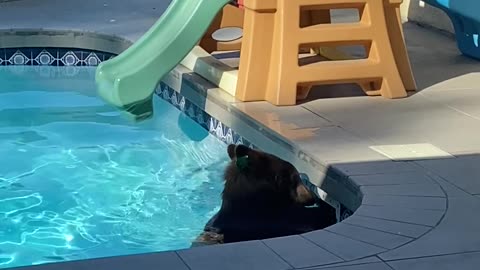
[95, 0, 231, 110]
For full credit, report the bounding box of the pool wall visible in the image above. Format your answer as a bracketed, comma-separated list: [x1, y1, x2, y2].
[161, 68, 360, 220]
[0, 29, 360, 223]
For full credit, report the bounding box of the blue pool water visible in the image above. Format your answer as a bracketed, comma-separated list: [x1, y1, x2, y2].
[0, 66, 228, 268]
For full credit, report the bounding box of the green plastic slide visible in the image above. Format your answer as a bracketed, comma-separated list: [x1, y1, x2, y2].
[95, 0, 231, 111]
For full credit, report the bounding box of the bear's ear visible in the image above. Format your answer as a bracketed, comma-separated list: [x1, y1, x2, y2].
[227, 144, 250, 160]
[234, 144, 250, 158]
[227, 144, 236, 160]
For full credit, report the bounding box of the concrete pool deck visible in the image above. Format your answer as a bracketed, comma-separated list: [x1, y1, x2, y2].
[2, 0, 480, 269]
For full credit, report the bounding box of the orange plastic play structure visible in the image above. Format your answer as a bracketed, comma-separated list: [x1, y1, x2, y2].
[200, 4, 244, 53]
[200, 0, 417, 106]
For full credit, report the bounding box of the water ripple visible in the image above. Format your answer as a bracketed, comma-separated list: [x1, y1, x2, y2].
[0, 66, 228, 268]
[0, 193, 43, 216]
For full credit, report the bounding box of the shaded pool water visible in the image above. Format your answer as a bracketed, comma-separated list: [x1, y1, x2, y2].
[0, 66, 228, 268]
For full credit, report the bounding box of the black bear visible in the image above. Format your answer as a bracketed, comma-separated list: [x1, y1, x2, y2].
[192, 144, 336, 246]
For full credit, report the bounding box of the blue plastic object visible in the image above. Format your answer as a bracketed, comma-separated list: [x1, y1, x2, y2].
[423, 0, 480, 59]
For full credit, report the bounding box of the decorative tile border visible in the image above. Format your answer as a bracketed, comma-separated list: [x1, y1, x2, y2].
[0, 47, 115, 66]
[155, 82, 256, 149]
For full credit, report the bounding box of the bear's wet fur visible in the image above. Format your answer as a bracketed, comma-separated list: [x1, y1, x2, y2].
[192, 144, 336, 246]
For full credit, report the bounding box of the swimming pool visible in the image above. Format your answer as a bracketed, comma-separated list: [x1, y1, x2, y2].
[0, 66, 228, 268]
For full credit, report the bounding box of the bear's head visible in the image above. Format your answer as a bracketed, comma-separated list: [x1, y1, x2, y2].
[221, 144, 317, 213]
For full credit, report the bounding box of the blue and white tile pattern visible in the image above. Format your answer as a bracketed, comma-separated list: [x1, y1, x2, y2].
[156, 82, 256, 149]
[0, 47, 114, 66]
